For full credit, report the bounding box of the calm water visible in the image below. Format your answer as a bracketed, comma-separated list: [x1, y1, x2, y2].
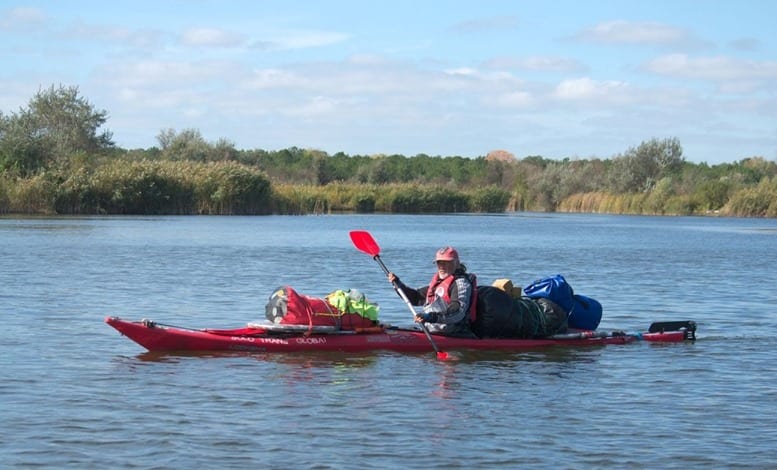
[2, 214, 776, 469]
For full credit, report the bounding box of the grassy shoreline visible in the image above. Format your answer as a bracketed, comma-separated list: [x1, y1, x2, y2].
[2, 161, 775, 217]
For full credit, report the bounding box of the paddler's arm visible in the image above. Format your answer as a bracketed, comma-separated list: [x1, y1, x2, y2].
[387, 272, 424, 305]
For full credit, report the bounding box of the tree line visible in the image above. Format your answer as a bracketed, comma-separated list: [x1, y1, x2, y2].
[2, 85, 776, 217]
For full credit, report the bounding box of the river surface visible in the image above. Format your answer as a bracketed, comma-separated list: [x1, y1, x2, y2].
[2, 213, 776, 469]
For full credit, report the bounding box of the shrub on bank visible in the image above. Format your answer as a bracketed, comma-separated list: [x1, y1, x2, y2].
[469, 186, 512, 213]
[270, 183, 510, 214]
[271, 184, 329, 215]
[381, 185, 470, 213]
[723, 177, 777, 217]
[3, 173, 56, 214]
[192, 162, 272, 215]
[0, 160, 273, 215]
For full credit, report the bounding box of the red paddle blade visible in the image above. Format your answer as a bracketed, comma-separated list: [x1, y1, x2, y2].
[349, 230, 380, 257]
[436, 350, 461, 361]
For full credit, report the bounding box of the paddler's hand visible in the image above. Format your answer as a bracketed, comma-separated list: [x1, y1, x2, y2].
[415, 312, 437, 323]
[388, 272, 399, 283]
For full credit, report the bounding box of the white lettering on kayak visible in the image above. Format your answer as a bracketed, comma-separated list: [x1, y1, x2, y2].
[231, 336, 256, 342]
[231, 336, 290, 345]
[366, 335, 390, 343]
[259, 337, 289, 345]
[295, 337, 327, 345]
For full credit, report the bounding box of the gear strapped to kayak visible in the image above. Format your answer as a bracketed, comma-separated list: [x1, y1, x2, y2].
[523, 274, 603, 331]
[263, 273, 602, 339]
[474, 286, 569, 338]
[264, 286, 380, 331]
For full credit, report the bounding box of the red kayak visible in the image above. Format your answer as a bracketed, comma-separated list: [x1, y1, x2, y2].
[105, 316, 696, 354]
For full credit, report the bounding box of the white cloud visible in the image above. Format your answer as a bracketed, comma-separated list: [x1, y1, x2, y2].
[444, 67, 478, 77]
[180, 28, 244, 47]
[0, 7, 46, 30]
[282, 96, 341, 118]
[243, 68, 306, 90]
[552, 77, 633, 104]
[493, 91, 534, 108]
[64, 21, 165, 49]
[645, 53, 777, 82]
[575, 20, 695, 47]
[244, 30, 350, 51]
[100, 59, 239, 90]
[484, 55, 586, 73]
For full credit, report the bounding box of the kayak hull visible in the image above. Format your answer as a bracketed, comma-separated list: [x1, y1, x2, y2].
[105, 317, 694, 354]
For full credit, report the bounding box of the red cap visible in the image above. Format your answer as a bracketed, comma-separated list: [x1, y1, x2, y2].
[435, 246, 459, 262]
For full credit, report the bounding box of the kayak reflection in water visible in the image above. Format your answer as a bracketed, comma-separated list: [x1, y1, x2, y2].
[388, 246, 477, 338]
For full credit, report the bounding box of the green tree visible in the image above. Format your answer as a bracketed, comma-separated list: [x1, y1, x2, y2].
[0, 85, 114, 175]
[607, 137, 684, 193]
[157, 128, 240, 163]
[213, 138, 239, 161]
[157, 128, 210, 161]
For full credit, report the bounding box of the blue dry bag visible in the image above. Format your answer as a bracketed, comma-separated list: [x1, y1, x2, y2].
[568, 294, 602, 330]
[523, 274, 575, 312]
[523, 274, 602, 330]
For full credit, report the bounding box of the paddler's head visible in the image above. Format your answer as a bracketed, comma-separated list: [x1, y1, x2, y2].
[434, 246, 459, 279]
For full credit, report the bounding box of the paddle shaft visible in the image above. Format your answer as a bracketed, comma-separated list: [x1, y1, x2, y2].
[371, 254, 444, 356]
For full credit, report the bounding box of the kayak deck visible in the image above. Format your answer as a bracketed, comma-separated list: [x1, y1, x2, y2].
[105, 316, 696, 354]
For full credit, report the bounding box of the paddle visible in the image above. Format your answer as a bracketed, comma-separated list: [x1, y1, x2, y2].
[349, 230, 450, 360]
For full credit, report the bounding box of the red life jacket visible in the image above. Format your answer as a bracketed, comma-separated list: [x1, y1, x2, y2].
[425, 273, 478, 323]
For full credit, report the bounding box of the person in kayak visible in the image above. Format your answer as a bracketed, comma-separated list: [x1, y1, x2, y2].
[388, 246, 477, 338]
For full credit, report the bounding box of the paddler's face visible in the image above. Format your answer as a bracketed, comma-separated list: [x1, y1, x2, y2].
[436, 260, 456, 278]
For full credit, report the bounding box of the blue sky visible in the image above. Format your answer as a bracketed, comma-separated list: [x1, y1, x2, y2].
[1, 1, 775, 164]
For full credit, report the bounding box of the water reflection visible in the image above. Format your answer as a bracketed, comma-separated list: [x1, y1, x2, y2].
[447, 346, 605, 364]
[129, 344, 606, 366]
[132, 349, 382, 367]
